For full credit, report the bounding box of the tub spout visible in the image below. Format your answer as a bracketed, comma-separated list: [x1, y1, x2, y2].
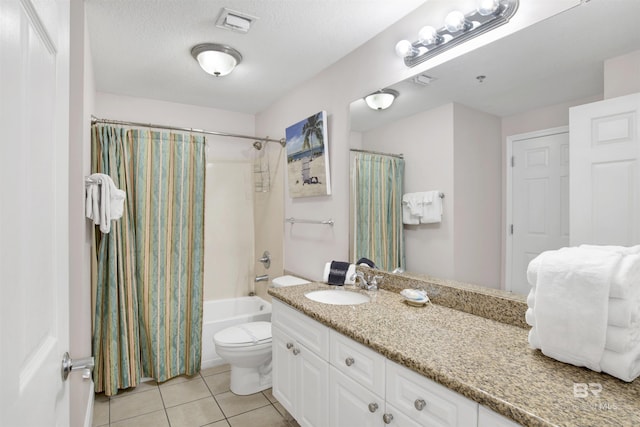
[255, 274, 269, 282]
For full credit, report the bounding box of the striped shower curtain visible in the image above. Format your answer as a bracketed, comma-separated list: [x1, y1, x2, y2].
[91, 125, 205, 395]
[352, 152, 405, 271]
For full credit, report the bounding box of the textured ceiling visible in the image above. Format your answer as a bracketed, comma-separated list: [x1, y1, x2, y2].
[85, 0, 428, 114]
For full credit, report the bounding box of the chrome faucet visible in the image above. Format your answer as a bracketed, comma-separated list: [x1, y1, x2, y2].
[351, 271, 383, 291]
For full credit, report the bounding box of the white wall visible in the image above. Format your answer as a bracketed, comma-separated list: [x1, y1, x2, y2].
[361, 104, 455, 279]
[256, 0, 579, 281]
[453, 104, 502, 287]
[604, 49, 640, 99]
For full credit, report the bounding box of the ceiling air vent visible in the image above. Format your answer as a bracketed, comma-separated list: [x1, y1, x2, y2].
[411, 74, 436, 86]
[215, 8, 258, 34]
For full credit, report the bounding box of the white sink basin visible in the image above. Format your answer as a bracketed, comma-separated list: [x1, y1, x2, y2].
[305, 289, 370, 305]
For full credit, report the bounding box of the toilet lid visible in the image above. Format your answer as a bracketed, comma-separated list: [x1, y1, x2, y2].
[214, 321, 272, 346]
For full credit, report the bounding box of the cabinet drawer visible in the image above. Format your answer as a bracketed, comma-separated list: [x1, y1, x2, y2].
[386, 360, 478, 427]
[330, 330, 385, 397]
[272, 299, 329, 360]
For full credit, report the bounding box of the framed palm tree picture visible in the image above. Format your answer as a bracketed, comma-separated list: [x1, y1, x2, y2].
[285, 111, 331, 198]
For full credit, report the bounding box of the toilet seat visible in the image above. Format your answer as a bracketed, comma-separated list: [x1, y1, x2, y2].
[214, 321, 272, 348]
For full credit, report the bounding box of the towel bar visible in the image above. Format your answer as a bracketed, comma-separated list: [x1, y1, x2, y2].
[285, 217, 334, 226]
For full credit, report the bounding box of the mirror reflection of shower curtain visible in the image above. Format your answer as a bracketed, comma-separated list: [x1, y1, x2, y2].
[351, 152, 405, 271]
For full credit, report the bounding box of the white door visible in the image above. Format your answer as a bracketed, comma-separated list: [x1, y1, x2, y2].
[509, 129, 570, 294]
[297, 345, 329, 427]
[0, 0, 70, 425]
[570, 93, 640, 246]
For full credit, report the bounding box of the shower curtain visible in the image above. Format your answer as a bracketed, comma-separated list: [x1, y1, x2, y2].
[91, 125, 205, 395]
[352, 152, 405, 271]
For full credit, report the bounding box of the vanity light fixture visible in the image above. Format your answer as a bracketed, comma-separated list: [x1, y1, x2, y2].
[364, 89, 399, 110]
[395, 0, 519, 68]
[191, 43, 243, 77]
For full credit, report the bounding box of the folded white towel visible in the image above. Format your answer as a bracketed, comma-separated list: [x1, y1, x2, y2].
[419, 190, 443, 224]
[600, 342, 640, 382]
[525, 307, 535, 327]
[533, 246, 621, 372]
[605, 325, 640, 354]
[85, 173, 126, 234]
[526, 288, 536, 309]
[579, 245, 640, 299]
[402, 193, 422, 225]
[609, 297, 640, 328]
[528, 328, 541, 349]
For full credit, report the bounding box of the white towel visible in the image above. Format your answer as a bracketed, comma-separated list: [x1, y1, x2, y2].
[419, 190, 443, 224]
[605, 325, 640, 354]
[609, 298, 640, 328]
[85, 173, 126, 234]
[579, 245, 640, 299]
[533, 246, 622, 372]
[600, 343, 640, 382]
[402, 193, 422, 225]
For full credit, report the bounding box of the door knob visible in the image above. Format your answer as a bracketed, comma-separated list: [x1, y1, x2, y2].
[61, 352, 94, 381]
[345, 357, 355, 366]
[382, 413, 394, 424]
[368, 402, 379, 413]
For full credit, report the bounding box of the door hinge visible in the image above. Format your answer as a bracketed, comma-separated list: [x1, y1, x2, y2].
[510, 224, 514, 235]
[511, 156, 515, 167]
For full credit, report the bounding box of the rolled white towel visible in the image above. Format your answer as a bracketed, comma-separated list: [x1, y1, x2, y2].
[605, 325, 640, 354]
[600, 343, 640, 382]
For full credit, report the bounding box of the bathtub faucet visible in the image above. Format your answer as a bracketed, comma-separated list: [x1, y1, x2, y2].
[255, 274, 269, 282]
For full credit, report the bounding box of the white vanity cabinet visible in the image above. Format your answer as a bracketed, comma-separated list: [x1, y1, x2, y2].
[386, 360, 478, 426]
[478, 405, 522, 427]
[271, 300, 329, 427]
[272, 299, 514, 427]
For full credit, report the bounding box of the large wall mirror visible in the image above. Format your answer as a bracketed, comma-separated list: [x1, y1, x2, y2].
[349, 1, 640, 293]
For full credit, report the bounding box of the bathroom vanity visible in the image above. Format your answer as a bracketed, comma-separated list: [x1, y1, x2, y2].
[268, 278, 640, 427]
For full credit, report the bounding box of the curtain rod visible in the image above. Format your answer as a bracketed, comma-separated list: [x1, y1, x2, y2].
[91, 115, 286, 147]
[350, 148, 403, 159]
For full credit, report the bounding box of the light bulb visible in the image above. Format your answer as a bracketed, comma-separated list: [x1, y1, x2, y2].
[395, 40, 416, 58]
[418, 26, 439, 45]
[444, 10, 469, 32]
[477, 0, 500, 16]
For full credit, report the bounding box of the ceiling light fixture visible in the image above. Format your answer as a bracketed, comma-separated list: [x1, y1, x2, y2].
[191, 43, 243, 77]
[395, 0, 519, 68]
[364, 89, 399, 110]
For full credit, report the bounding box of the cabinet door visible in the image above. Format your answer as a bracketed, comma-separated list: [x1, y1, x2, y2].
[272, 326, 296, 416]
[383, 403, 424, 427]
[297, 343, 329, 427]
[478, 406, 522, 427]
[330, 366, 383, 427]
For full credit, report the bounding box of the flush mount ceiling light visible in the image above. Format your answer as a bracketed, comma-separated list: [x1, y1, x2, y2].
[191, 43, 243, 77]
[364, 89, 399, 110]
[395, 0, 519, 68]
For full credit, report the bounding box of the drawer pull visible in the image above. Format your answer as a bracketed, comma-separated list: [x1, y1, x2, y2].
[382, 413, 394, 424]
[286, 342, 293, 350]
[345, 357, 355, 366]
[368, 403, 378, 413]
[414, 399, 426, 411]
[292, 348, 300, 355]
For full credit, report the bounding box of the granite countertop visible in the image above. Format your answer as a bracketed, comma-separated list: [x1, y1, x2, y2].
[268, 282, 640, 427]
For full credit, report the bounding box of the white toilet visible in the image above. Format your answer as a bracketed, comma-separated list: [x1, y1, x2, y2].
[213, 275, 310, 395]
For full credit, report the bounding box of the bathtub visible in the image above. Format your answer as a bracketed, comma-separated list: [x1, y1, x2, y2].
[201, 296, 272, 369]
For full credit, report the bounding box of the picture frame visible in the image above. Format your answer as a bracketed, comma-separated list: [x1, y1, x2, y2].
[285, 111, 331, 198]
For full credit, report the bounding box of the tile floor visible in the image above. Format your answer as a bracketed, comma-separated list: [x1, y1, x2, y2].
[92, 364, 300, 427]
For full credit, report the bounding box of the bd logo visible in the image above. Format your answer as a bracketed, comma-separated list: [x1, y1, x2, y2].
[573, 383, 602, 398]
